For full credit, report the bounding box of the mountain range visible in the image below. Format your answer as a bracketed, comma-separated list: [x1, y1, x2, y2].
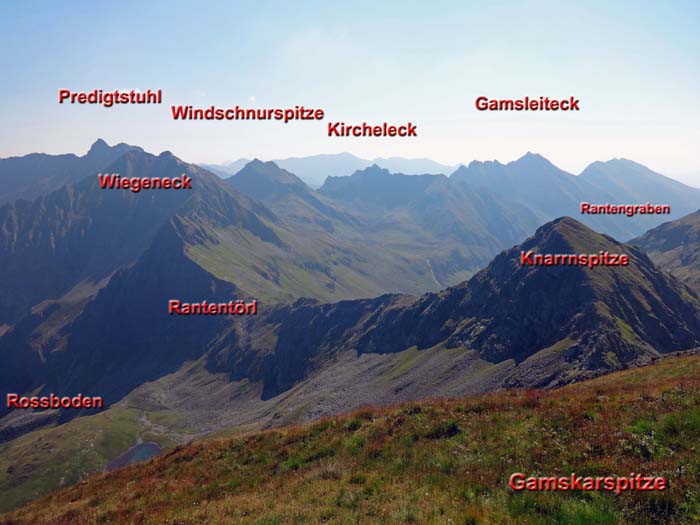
[202, 153, 457, 188]
[1, 139, 700, 513]
[228, 160, 540, 288]
[451, 153, 700, 240]
[212, 151, 700, 242]
[2, 150, 473, 427]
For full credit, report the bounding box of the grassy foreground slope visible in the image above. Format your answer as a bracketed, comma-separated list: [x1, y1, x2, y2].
[4, 354, 700, 525]
[0, 409, 146, 513]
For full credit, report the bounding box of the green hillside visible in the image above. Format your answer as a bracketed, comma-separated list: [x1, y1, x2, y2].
[3, 353, 700, 524]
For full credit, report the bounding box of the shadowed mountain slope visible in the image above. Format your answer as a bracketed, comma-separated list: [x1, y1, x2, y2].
[0, 149, 197, 325]
[1, 154, 481, 425]
[0, 139, 142, 205]
[632, 209, 700, 293]
[205, 217, 700, 403]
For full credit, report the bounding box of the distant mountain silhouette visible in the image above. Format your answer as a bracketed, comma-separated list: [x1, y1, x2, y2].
[199, 158, 251, 178]
[580, 158, 700, 222]
[370, 156, 457, 176]
[227, 159, 310, 200]
[231, 161, 541, 286]
[320, 164, 438, 207]
[273, 153, 372, 188]
[202, 153, 455, 188]
[451, 153, 700, 239]
[0, 139, 142, 204]
[206, 153, 698, 241]
[227, 159, 358, 233]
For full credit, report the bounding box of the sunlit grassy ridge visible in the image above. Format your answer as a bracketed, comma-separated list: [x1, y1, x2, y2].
[0, 408, 143, 513]
[4, 354, 700, 524]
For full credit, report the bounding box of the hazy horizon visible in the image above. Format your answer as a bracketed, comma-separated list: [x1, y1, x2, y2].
[1, 1, 698, 184]
[197, 150, 700, 186]
[6, 138, 699, 188]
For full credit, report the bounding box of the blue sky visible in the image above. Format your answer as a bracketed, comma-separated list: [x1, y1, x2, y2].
[1, 0, 698, 183]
